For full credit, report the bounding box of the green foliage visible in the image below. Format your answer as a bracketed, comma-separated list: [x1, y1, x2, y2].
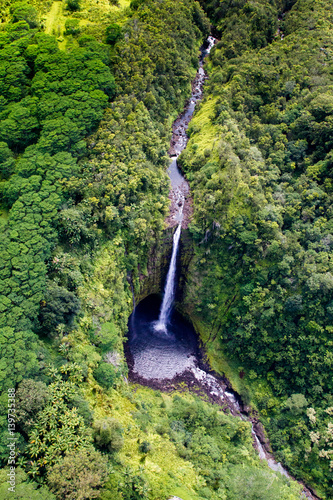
[0, 23, 115, 342]
[38, 282, 80, 338]
[106, 23, 122, 45]
[224, 464, 297, 500]
[66, 0, 81, 12]
[130, 0, 145, 10]
[16, 379, 50, 433]
[284, 393, 308, 415]
[200, 0, 281, 59]
[65, 18, 81, 36]
[93, 322, 119, 353]
[0, 1, 298, 499]
[168, 396, 255, 489]
[68, 393, 94, 426]
[0, 467, 55, 499]
[93, 418, 124, 452]
[138, 440, 151, 453]
[0, 0, 206, 381]
[0, 328, 40, 392]
[0, 142, 15, 179]
[25, 374, 92, 476]
[103, 390, 301, 500]
[113, 0, 208, 120]
[10, 2, 39, 29]
[192, 1, 210, 37]
[101, 466, 150, 500]
[47, 447, 108, 500]
[93, 362, 120, 389]
[180, 0, 333, 496]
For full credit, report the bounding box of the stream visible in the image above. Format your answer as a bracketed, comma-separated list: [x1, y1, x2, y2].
[126, 37, 318, 500]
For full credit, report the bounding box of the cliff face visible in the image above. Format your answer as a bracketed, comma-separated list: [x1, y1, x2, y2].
[175, 229, 195, 315]
[135, 228, 174, 304]
[135, 227, 195, 316]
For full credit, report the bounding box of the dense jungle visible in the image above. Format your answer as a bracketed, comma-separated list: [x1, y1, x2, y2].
[0, 0, 332, 499]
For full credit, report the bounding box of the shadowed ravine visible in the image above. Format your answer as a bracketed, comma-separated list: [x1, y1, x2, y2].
[126, 37, 318, 500]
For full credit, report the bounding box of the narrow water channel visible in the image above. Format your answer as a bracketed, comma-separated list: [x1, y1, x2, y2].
[126, 37, 318, 500]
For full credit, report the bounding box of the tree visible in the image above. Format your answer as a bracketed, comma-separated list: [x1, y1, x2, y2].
[65, 18, 81, 36]
[0, 142, 15, 178]
[93, 322, 119, 352]
[0, 328, 39, 392]
[16, 379, 49, 433]
[66, 0, 81, 12]
[93, 418, 124, 453]
[11, 2, 39, 29]
[38, 283, 80, 337]
[37, 117, 81, 154]
[93, 362, 120, 389]
[285, 394, 308, 415]
[106, 24, 122, 45]
[0, 99, 40, 150]
[47, 447, 108, 500]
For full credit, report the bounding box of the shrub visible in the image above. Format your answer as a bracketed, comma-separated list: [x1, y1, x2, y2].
[93, 362, 120, 389]
[47, 448, 108, 500]
[11, 2, 39, 28]
[105, 23, 122, 45]
[65, 18, 81, 36]
[38, 283, 80, 337]
[93, 418, 124, 453]
[66, 0, 80, 12]
[138, 441, 151, 453]
[16, 379, 49, 432]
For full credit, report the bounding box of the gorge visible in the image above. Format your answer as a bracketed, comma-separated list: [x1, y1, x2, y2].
[1, 1, 332, 498]
[127, 36, 317, 500]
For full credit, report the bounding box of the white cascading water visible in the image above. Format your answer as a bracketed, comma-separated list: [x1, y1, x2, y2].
[155, 224, 182, 333]
[154, 37, 217, 336]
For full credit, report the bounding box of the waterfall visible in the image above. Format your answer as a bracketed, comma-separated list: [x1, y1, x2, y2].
[155, 224, 182, 333]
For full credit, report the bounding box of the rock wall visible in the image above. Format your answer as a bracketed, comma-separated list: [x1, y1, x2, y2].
[135, 228, 174, 304]
[135, 227, 195, 311]
[175, 229, 195, 311]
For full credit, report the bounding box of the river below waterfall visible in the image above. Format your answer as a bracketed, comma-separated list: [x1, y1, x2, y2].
[126, 36, 318, 500]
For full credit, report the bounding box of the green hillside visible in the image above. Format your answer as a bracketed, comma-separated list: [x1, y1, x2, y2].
[179, 0, 333, 497]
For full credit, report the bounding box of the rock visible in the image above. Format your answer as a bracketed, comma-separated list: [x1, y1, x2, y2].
[253, 421, 272, 452]
[253, 421, 266, 443]
[242, 404, 251, 415]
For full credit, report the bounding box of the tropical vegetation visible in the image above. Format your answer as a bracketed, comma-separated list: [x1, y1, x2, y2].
[0, 0, 331, 498]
